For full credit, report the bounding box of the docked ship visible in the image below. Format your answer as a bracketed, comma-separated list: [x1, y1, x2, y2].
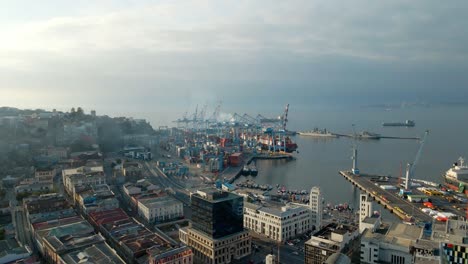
[298, 128, 338, 138]
[443, 157, 468, 195]
[382, 120, 415, 127]
[258, 135, 298, 153]
[352, 131, 381, 140]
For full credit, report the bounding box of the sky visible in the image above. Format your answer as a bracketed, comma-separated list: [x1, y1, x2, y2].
[1, 1, 467, 124]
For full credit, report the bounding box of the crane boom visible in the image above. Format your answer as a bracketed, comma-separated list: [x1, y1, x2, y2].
[405, 130, 429, 189]
[410, 130, 429, 176]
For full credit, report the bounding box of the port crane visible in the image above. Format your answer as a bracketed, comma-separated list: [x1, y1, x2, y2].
[404, 130, 429, 189]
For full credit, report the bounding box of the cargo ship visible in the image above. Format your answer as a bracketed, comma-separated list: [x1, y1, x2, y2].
[443, 157, 468, 195]
[382, 120, 415, 127]
[298, 128, 338, 138]
[258, 135, 298, 153]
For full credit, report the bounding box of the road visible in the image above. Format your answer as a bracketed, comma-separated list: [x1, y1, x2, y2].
[144, 161, 191, 205]
[7, 185, 35, 251]
[245, 232, 306, 264]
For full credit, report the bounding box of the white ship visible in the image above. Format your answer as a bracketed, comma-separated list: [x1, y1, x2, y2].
[444, 157, 468, 190]
[298, 128, 338, 138]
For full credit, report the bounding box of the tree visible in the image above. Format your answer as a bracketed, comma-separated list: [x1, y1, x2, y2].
[77, 107, 84, 116]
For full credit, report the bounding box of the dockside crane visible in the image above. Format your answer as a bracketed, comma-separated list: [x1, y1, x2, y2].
[404, 130, 429, 189]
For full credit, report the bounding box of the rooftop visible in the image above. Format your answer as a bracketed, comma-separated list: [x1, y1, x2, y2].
[363, 223, 422, 248]
[245, 202, 309, 218]
[60, 242, 125, 264]
[313, 223, 358, 239]
[432, 219, 468, 244]
[138, 196, 181, 208]
[193, 188, 241, 203]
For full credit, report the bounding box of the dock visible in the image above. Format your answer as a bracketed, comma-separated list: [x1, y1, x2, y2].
[222, 153, 295, 184]
[339, 170, 433, 223]
[335, 134, 420, 140]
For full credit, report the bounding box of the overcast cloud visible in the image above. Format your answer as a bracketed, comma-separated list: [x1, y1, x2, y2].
[1, 0, 467, 123]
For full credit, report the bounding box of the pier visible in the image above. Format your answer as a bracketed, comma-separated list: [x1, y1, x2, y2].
[335, 134, 420, 140]
[339, 170, 433, 223]
[223, 153, 295, 183]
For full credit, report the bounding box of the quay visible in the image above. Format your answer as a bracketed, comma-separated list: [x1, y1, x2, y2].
[339, 170, 433, 223]
[223, 153, 295, 184]
[335, 134, 420, 140]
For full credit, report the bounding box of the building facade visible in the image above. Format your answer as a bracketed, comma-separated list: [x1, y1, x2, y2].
[138, 196, 184, 223]
[244, 202, 311, 242]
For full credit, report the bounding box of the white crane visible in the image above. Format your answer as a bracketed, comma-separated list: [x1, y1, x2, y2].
[404, 130, 429, 189]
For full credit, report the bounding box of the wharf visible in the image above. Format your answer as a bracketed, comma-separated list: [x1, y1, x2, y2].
[222, 153, 295, 184]
[335, 134, 420, 140]
[339, 171, 433, 223]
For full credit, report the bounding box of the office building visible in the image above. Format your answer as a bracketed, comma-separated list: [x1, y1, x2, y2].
[180, 189, 251, 264]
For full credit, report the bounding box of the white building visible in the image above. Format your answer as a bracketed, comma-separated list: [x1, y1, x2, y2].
[244, 202, 311, 242]
[359, 193, 381, 233]
[309, 186, 323, 230]
[360, 223, 422, 264]
[138, 196, 184, 223]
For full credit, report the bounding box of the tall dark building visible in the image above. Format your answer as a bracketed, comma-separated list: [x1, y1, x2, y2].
[191, 189, 244, 239]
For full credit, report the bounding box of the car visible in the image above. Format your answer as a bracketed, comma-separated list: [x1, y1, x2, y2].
[287, 242, 294, 246]
[292, 251, 299, 255]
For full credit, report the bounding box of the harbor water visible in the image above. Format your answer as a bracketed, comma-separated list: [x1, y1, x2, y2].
[232, 105, 468, 221]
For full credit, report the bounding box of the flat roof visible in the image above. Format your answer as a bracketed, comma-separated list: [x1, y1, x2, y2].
[363, 223, 422, 248]
[139, 196, 181, 208]
[60, 242, 125, 264]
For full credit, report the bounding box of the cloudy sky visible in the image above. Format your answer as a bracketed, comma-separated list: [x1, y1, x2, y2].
[1, 1, 467, 123]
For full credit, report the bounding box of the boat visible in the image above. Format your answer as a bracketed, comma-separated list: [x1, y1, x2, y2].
[352, 131, 381, 140]
[249, 163, 258, 176]
[298, 128, 338, 138]
[241, 165, 250, 176]
[382, 120, 415, 127]
[443, 157, 468, 195]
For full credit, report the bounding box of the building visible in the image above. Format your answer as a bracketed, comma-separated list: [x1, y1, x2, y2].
[23, 193, 69, 216]
[138, 196, 184, 224]
[77, 184, 119, 214]
[325, 253, 351, 264]
[304, 223, 359, 264]
[191, 189, 244, 239]
[360, 223, 422, 264]
[309, 187, 323, 230]
[34, 167, 56, 182]
[43, 232, 103, 263]
[15, 178, 54, 194]
[58, 242, 126, 264]
[0, 239, 32, 264]
[433, 219, 468, 264]
[89, 208, 191, 264]
[180, 189, 251, 264]
[359, 193, 381, 234]
[244, 202, 311, 242]
[62, 165, 106, 202]
[147, 245, 193, 264]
